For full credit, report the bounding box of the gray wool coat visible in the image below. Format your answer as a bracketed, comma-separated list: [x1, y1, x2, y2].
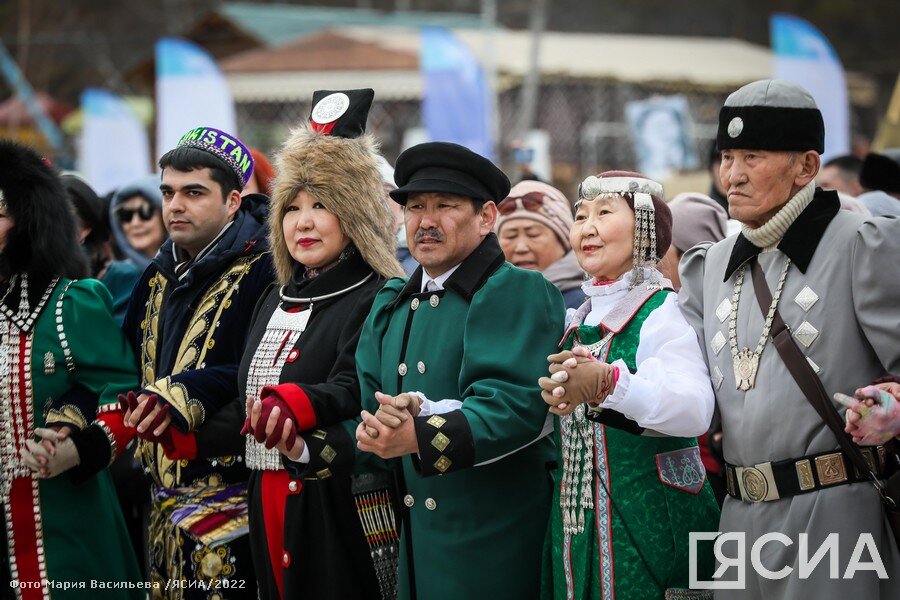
[679, 189, 900, 599]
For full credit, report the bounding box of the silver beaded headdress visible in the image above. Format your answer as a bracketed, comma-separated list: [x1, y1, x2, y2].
[576, 175, 664, 289]
[0, 188, 6, 212]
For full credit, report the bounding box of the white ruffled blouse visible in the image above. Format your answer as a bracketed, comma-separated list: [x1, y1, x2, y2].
[576, 269, 715, 437]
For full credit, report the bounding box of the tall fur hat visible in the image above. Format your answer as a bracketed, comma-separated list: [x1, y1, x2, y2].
[0, 139, 87, 282]
[269, 89, 404, 284]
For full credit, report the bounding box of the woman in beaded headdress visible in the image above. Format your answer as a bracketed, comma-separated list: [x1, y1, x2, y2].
[538, 171, 720, 599]
[0, 139, 142, 598]
[178, 89, 404, 600]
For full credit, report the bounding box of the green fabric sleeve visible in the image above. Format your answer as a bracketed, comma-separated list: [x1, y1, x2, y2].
[458, 266, 565, 465]
[61, 278, 140, 408]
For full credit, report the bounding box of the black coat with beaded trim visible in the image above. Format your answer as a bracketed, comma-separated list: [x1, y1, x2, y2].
[190, 250, 384, 600]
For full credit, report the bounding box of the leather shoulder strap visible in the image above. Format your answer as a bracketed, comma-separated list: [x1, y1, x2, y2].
[749, 259, 876, 481]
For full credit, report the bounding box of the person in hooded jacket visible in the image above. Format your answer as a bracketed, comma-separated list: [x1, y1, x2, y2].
[109, 174, 168, 269]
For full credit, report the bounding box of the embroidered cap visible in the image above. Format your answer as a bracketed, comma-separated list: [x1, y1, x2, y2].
[176, 126, 255, 189]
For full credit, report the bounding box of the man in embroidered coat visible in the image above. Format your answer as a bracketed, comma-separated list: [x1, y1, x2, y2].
[120, 128, 274, 597]
[679, 79, 900, 598]
[299, 142, 565, 599]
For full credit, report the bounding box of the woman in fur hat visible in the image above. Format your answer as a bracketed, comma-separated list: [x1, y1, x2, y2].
[188, 89, 403, 599]
[539, 171, 720, 599]
[0, 140, 142, 598]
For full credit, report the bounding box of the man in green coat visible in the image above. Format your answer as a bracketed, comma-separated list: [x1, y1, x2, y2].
[353, 142, 566, 599]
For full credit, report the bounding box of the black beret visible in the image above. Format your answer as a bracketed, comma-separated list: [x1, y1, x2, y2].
[309, 88, 374, 139]
[390, 141, 511, 205]
[859, 152, 900, 194]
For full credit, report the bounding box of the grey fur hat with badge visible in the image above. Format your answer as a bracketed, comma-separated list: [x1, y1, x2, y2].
[269, 88, 404, 284]
[717, 79, 825, 154]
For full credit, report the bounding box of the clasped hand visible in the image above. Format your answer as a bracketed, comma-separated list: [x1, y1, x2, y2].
[355, 392, 420, 459]
[539, 347, 618, 416]
[241, 396, 305, 461]
[837, 383, 900, 446]
[22, 427, 79, 478]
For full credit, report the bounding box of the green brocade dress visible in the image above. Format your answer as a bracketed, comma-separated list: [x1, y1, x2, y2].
[1, 277, 142, 598]
[542, 291, 719, 599]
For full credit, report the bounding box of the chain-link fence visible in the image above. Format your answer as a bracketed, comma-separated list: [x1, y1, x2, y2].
[234, 78, 734, 199]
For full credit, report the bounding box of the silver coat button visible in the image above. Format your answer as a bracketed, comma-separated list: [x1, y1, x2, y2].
[429, 295, 440, 308]
[288, 481, 299, 492]
[404, 494, 414, 507]
[417, 361, 426, 374]
[425, 498, 437, 511]
[411, 298, 420, 310]
[398, 363, 408, 376]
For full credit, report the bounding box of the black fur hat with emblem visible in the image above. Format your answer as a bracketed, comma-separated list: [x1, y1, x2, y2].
[390, 141, 511, 205]
[717, 79, 825, 154]
[0, 139, 87, 288]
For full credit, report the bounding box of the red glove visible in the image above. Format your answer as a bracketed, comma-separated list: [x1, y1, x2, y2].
[241, 395, 297, 451]
[118, 391, 170, 442]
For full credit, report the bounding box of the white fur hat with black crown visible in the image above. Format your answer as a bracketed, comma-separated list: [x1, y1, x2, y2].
[717, 79, 825, 154]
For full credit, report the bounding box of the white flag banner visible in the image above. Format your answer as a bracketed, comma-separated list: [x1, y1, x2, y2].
[155, 38, 236, 160]
[78, 88, 151, 195]
[771, 14, 850, 161]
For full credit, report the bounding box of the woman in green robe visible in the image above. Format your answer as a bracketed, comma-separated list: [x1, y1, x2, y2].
[539, 171, 720, 599]
[0, 140, 142, 599]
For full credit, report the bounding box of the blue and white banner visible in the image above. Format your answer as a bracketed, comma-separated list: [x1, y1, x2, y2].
[771, 14, 849, 160]
[155, 38, 236, 160]
[78, 89, 151, 195]
[421, 27, 493, 159]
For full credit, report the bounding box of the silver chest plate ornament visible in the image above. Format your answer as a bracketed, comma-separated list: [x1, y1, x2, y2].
[728, 259, 791, 392]
[728, 117, 744, 138]
[733, 347, 760, 392]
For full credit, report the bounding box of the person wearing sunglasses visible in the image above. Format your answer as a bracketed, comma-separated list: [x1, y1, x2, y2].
[109, 175, 168, 269]
[496, 180, 586, 309]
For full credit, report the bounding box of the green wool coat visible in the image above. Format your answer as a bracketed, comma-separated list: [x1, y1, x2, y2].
[355, 235, 566, 599]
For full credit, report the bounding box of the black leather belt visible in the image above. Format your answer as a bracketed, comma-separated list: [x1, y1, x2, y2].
[725, 445, 897, 503]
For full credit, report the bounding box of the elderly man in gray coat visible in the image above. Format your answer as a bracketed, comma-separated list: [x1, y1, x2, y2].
[679, 79, 900, 598]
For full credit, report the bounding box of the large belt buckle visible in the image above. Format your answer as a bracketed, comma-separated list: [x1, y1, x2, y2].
[736, 462, 779, 503]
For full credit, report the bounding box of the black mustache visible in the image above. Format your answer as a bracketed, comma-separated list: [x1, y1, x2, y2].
[414, 229, 444, 242]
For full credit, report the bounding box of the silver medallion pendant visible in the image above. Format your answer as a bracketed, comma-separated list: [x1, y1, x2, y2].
[733, 347, 759, 391]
